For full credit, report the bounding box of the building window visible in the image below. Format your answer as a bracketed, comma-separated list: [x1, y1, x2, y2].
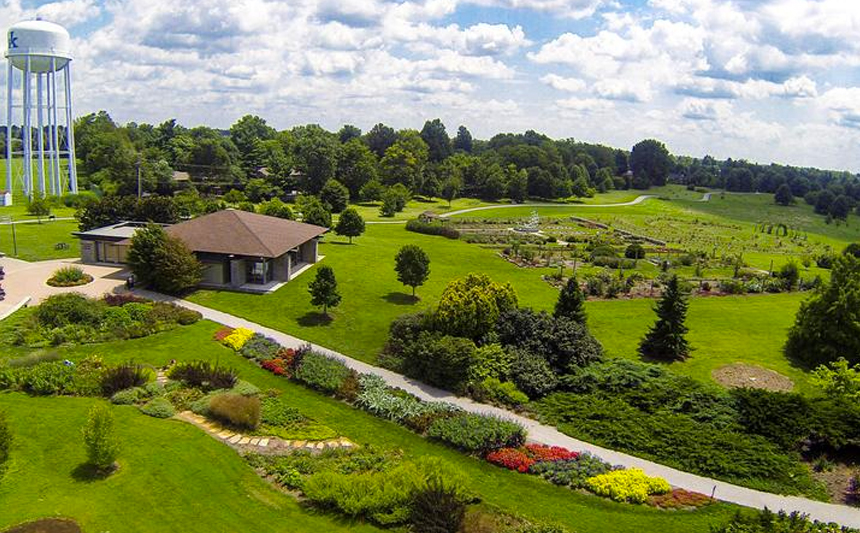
[246, 259, 270, 284]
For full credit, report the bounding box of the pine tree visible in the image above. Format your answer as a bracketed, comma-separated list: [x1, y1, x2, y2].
[638, 275, 691, 361]
[308, 265, 341, 316]
[554, 277, 587, 324]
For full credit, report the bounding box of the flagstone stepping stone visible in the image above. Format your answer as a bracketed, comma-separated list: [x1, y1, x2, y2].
[258, 439, 269, 447]
[217, 431, 234, 439]
[239, 437, 251, 445]
[293, 441, 306, 448]
[250, 438, 260, 446]
[228, 435, 242, 444]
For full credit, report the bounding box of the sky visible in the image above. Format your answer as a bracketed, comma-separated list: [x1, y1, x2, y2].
[3, 0, 860, 172]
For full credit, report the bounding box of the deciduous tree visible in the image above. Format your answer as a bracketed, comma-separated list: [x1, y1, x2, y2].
[334, 207, 365, 244]
[82, 405, 119, 473]
[308, 265, 341, 316]
[395, 244, 430, 297]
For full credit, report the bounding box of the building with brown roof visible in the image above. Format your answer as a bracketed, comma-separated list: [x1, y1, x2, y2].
[75, 210, 327, 293]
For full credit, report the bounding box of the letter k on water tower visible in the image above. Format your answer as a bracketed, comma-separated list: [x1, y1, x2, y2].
[4, 20, 78, 205]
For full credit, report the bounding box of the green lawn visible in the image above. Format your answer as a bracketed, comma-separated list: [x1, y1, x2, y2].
[0, 321, 739, 532]
[586, 293, 814, 394]
[0, 218, 80, 261]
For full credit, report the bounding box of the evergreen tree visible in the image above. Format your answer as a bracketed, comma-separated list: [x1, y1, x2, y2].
[334, 207, 365, 244]
[554, 277, 587, 324]
[301, 196, 332, 227]
[320, 179, 350, 213]
[308, 265, 341, 316]
[452, 125, 473, 153]
[127, 223, 202, 294]
[394, 244, 431, 298]
[638, 275, 691, 361]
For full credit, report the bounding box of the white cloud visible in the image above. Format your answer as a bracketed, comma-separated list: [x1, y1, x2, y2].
[540, 74, 586, 92]
[470, 0, 610, 19]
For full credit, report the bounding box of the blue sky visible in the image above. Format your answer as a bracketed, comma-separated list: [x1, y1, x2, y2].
[4, 0, 860, 171]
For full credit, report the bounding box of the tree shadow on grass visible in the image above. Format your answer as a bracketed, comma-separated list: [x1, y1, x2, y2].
[297, 311, 334, 327]
[382, 292, 418, 305]
[328, 241, 353, 246]
[71, 462, 116, 483]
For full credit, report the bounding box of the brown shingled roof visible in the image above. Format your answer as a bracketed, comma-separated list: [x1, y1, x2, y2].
[165, 209, 327, 258]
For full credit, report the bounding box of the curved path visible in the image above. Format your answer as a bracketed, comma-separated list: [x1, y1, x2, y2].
[135, 289, 860, 527]
[438, 194, 658, 218]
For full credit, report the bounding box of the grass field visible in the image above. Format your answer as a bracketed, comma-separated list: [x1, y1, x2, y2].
[0, 321, 739, 532]
[0, 218, 80, 261]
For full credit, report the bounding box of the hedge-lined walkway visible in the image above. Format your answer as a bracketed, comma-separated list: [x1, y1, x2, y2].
[176, 410, 356, 455]
[136, 288, 860, 527]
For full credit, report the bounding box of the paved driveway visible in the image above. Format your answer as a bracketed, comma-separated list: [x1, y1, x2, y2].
[0, 257, 129, 318]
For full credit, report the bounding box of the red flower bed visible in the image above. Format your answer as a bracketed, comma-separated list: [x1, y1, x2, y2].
[277, 348, 298, 370]
[486, 448, 535, 473]
[526, 444, 578, 462]
[213, 327, 235, 342]
[649, 488, 712, 509]
[261, 358, 289, 376]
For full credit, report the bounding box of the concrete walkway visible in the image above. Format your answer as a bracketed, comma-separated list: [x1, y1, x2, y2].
[439, 194, 659, 218]
[135, 289, 860, 527]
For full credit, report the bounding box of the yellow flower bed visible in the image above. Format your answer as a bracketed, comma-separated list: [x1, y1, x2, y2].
[221, 327, 255, 351]
[585, 468, 671, 504]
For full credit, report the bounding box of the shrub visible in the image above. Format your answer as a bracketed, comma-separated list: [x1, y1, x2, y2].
[169, 361, 238, 391]
[405, 219, 460, 239]
[5, 351, 62, 368]
[139, 397, 175, 418]
[434, 273, 518, 340]
[732, 388, 811, 449]
[176, 308, 202, 325]
[231, 380, 261, 397]
[473, 378, 528, 407]
[212, 326, 234, 342]
[468, 343, 513, 383]
[711, 509, 855, 533]
[356, 374, 460, 426]
[427, 413, 525, 453]
[411, 480, 467, 533]
[21, 362, 75, 395]
[401, 332, 477, 392]
[294, 352, 351, 393]
[649, 488, 712, 509]
[209, 393, 262, 430]
[82, 405, 119, 472]
[529, 452, 613, 489]
[122, 302, 152, 322]
[221, 327, 255, 351]
[510, 350, 558, 399]
[261, 357, 290, 376]
[585, 468, 670, 503]
[240, 334, 282, 362]
[103, 293, 148, 307]
[101, 363, 149, 396]
[68, 356, 108, 397]
[625, 243, 646, 259]
[36, 293, 104, 328]
[47, 266, 92, 287]
[101, 307, 134, 337]
[261, 396, 305, 427]
[111, 387, 144, 405]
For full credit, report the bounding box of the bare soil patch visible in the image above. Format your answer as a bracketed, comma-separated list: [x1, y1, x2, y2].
[712, 363, 794, 392]
[3, 518, 81, 533]
[812, 462, 858, 505]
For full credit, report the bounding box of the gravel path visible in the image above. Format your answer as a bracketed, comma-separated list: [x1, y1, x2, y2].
[135, 289, 860, 527]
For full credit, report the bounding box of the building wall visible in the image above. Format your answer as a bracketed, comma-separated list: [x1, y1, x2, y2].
[299, 239, 318, 263]
[229, 258, 247, 287]
[80, 240, 96, 263]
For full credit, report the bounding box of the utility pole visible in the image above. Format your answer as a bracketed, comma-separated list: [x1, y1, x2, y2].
[136, 156, 142, 198]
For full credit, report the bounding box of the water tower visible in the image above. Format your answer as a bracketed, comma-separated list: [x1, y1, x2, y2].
[4, 19, 78, 204]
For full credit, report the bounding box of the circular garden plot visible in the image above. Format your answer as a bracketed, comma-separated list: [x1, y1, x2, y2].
[712, 363, 794, 392]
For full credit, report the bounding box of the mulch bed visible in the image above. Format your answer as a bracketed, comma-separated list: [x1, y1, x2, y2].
[711, 363, 794, 392]
[3, 519, 81, 533]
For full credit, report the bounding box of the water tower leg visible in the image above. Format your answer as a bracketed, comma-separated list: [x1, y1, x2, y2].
[36, 73, 45, 197]
[45, 69, 55, 195]
[5, 61, 12, 201]
[22, 56, 32, 200]
[64, 64, 77, 194]
[50, 60, 61, 196]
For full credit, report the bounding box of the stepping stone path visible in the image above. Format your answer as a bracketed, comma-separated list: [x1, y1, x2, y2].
[155, 370, 169, 386]
[175, 411, 356, 455]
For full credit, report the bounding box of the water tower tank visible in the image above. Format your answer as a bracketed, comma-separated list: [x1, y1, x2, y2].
[6, 20, 72, 72]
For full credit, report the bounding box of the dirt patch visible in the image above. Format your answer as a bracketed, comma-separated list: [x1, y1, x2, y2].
[712, 363, 794, 392]
[3, 518, 81, 533]
[812, 462, 858, 504]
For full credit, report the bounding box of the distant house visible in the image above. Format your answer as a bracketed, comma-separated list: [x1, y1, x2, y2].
[0, 191, 12, 206]
[75, 210, 328, 292]
[172, 171, 191, 182]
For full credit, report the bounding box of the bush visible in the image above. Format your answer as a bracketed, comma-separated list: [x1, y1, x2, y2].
[261, 396, 305, 427]
[68, 356, 107, 397]
[111, 387, 144, 405]
[528, 452, 614, 489]
[82, 405, 119, 472]
[712, 509, 857, 533]
[356, 374, 460, 426]
[209, 393, 262, 430]
[101, 363, 149, 396]
[169, 361, 238, 391]
[0, 410, 11, 473]
[47, 266, 92, 287]
[468, 344, 513, 383]
[510, 350, 558, 399]
[239, 333, 282, 362]
[21, 362, 75, 395]
[473, 378, 528, 406]
[625, 244, 646, 259]
[221, 327, 255, 351]
[176, 308, 202, 325]
[139, 397, 175, 418]
[732, 388, 811, 449]
[585, 468, 670, 503]
[36, 293, 104, 328]
[232, 380, 261, 397]
[411, 480, 466, 533]
[405, 219, 460, 239]
[103, 293, 148, 307]
[427, 413, 525, 452]
[401, 332, 477, 392]
[294, 352, 351, 393]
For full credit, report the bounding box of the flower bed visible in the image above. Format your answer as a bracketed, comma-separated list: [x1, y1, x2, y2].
[220, 327, 254, 351]
[585, 468, 671, 504]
